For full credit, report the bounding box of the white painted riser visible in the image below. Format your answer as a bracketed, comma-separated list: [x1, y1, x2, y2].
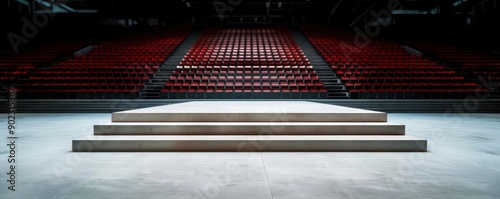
[73, 135, 427, 152]
[94, 122, 405, 135]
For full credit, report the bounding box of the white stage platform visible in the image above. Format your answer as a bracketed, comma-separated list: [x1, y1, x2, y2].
[73, 101, 427, 152]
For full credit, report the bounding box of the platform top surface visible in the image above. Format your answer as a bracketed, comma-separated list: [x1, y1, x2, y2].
[115, 101, 384, 114]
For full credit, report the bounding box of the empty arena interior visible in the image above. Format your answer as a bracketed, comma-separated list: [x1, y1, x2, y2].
[1, 0, 500, 198]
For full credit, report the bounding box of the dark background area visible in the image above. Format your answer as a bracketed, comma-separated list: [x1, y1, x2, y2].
[1, 0, 499, 54]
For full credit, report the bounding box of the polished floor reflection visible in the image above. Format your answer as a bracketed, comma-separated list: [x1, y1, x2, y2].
[1, 113, 499, 199]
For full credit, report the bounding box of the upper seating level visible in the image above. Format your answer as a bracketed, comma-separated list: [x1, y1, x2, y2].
[411, 42, 500, 83]
[161, 27, 327, 99]
[0, 40, 91, 86]
[18, 26, 193, 99]
[299, 25, 485, 99]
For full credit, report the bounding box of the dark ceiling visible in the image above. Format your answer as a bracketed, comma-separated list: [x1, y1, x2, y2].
[2, 0, 496, 27]
[63, 0, 485, 17]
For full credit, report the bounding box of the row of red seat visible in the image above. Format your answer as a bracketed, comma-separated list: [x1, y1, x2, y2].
[340, 76, 466, 82]
[18, 88, 141, 99]
[162, 88, 325, 93]
[346, 81, 477, 88]
[27, 76, 150, 82]
[348, 88, 489, 99]
[176, 65, 314, 70]
[171, 71, 316, 76]
[160, 88, 327, 99]
[332, 65, 449, 70]
[50, 65, 160, 71]
[36, 69, 155, 76]
[336, 70, 456, 75]
[23, 82, 144, 88]
[179, 61, 309, 65]
[169, 75, 319, 81]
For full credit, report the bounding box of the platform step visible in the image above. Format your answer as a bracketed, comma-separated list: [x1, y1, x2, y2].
[72, 135, 426, 152]
[112, 101, 387, 122]
[95, 122, 404, 135]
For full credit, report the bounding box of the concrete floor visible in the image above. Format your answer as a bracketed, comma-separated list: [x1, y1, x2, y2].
[1, 113, 499, 199]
